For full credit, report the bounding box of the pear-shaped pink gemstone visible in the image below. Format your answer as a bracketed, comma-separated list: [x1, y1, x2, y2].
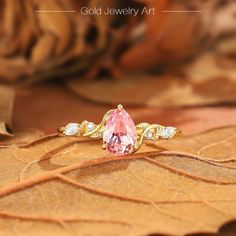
[103, 108, 137, 156]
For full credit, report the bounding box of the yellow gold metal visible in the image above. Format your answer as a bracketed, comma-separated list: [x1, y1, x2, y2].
[102, 142, 107, 150]
[58, 105, 183, 155]
[83, 109, 114, 138]
[58, 127, 65, 133]
[175, 129, 183, 137]
[134, 124, 160, 151]
[117, 104, 123, 110]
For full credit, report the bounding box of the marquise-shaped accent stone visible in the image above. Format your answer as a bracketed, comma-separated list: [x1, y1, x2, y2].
[103, 108, 137, 156]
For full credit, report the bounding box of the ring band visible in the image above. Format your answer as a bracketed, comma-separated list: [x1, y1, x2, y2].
[58, 104, 182, 156]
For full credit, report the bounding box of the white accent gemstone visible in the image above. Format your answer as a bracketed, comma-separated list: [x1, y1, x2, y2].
[161, 127, 176, 139]
[87, 122, 95, 131]
[64, 123, 80, 136]
[145, 131, 154, 140]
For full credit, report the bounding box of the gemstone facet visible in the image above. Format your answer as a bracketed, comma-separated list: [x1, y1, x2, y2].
[145, 130, 155, 140]
[64, 123, 80, 136]
[87, 122, 95, 131]
[103, 108, 137, 156]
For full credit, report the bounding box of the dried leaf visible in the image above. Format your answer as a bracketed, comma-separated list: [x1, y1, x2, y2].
[18, 2, 39, 55]
[31, 34, 56, 67]
[203, 1, 236, 37]
[144, 0, 170, 39]
[66, 72, 236, 106]
[12, 82, 236, 136]
[89, 0, 117, 49]
[185, 52, 236, 81]
[120, 1, 202, 71]
[121, 0, 236, 72]
[0, 86, 14, 136]
[3, 0, 21, 37]
[0, 0, 236, 82]
[24, 0, 40, 37]
[0, 129, 45, 147]
[0, 126, 236, 235]
[0, 57, 31, 81]
[36, 0, 73, 56]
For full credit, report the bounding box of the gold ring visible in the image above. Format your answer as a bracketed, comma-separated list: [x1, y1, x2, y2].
[58, 104, 182, 156]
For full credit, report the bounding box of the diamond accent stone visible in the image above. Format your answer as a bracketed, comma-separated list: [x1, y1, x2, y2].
[145, 131, 154, 140]
[160, 127, 176, 139]
[103, 108, 137, 156]
[64, 123, 80, 136]
[87, 122, 95, 131]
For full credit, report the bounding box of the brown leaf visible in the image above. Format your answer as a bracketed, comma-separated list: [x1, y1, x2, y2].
[144, 0, 170, 40]
[1, 0, 36, 56]
[0, 126, 236, 235]
[1, 0, 236, 83]
[66, 72, 236, 106]
[36, 0, 73, 56]
[18, 1, 39, 55]
[12, 82, 236, 136]
[3, 0, 22, 37]
[24, 0, 40, 38]
[120, 1, 202, 71]
[185, 52, 236, 82]
[89, 0, 117, 49]
[0, 57, 31, 81]
[0, 129, 45, 147]
[0, 86, 14, 136]
[31, 34, 56, 67]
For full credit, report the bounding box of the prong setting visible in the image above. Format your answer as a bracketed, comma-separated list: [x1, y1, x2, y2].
[117, 104, 123, 110]
[57, 104, 182, 156]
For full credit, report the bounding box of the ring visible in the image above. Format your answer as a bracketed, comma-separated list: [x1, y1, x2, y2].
[58, 104, 182, 156]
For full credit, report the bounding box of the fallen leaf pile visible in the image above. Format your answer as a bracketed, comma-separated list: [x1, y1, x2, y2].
[0, 0, 235, 82]
[0, 1, 236, 235]
[0, 126, 236, 235]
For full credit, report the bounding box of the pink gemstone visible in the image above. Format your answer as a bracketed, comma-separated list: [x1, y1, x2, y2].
[103, 108, 137, 156]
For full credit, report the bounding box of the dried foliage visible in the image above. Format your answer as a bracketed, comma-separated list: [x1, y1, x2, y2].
[10, 83, 236, 136]
[0, 85, 44, 143]
[66, 71, 236, 107]
[0, 86, 14, 136]
[0, 130, 45, 148]
[0, 127, 236, 235]
[121, 0, 236, 71]
[0, 1, 236, 235]
[0, 0, 235, 82]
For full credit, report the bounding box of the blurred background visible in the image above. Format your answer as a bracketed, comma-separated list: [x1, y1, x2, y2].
[0, 0, 236, 138]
